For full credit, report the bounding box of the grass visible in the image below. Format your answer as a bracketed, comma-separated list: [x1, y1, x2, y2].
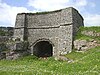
[0, 46, 100, 75]
[80, 26, 100, 32]
[75, 26, 100, 41]
[0, 26, 100, 75]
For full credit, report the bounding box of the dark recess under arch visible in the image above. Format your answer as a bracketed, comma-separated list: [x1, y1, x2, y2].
[33, 41, 53, 57]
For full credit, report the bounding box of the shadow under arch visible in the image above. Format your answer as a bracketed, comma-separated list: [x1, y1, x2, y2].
[31, 38, 54, 57]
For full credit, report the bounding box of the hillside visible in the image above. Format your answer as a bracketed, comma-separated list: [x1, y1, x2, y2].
[75, 26, 100, 40]
[0, 26, 100, 75]
[0, 27, 14, 36]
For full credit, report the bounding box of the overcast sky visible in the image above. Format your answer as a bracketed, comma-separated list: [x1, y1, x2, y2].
[0, 0, 100, 27]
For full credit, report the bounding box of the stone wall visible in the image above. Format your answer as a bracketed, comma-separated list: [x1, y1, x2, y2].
[58, 25, 73, 55]
[74, 39, 100, 51]
[26, 8, 72, 28]
[72, 8, 84, 36]
[14, 14, 26, 41]
[14, 7, 84, 57]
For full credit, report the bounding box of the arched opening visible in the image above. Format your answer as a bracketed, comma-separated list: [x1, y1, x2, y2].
[33, 41, 53, 57]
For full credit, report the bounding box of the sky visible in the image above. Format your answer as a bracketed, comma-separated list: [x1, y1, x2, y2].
[0, 0, 100, 27]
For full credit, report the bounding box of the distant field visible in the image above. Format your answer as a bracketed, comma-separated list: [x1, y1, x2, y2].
[0, 46, 100, 75]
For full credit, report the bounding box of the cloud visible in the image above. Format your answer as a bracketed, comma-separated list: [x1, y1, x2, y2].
[28, 0, 100, 26]
[74, 0, 87, 7]
[84, 14, 100, 26]
[0, 1, 30, 27]
[28, 0, 89, 11]
[0, 0, 99, 27]
[28, 0, 70, 11]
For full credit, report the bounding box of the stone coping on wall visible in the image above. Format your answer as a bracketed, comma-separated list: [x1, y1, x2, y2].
[17, 7, 83, 19]
[18, 7, 72, 15]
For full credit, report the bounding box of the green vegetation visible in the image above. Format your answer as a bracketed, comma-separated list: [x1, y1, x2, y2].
[75, 26, 100, 41]
[0, 26, 100, 75]
[80, 26, 100, 32]
[0, 27, 13, 36]
[0, 46, 100, 75]
[0, 30, 8, 36]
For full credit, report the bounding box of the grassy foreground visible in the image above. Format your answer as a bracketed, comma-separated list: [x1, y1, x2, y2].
[0, 26, 100, 75]
[0, 46, 100, 75]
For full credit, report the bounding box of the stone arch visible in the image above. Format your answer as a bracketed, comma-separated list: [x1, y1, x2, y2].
[31, 38, 54, 57]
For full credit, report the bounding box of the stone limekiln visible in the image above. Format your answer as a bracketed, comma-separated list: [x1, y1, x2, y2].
[14, 7, 84, 57]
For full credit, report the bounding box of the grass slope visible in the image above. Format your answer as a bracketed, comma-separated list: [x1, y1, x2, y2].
[75, 26, 100, 41]
[0, 26, 100, 75]
[0, 46, 100, 75]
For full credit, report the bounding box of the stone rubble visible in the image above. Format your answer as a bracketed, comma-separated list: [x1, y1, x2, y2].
[74, 39, 100, 51]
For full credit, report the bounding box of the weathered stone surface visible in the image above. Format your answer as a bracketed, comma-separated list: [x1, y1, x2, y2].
[82, 31, 100, 37]
[6, 41, 29, 51]
[0, 43, 7, 51]
[0, 36, 10, 42]
[6, 51, 29, 60]
[13, 42, 23, 50]
[74, 40, 87, 51]
[55, 56, 74, 63]
[74, 39, 100, 51]
[0, 52, 6, 59]
[14, 7, 84, 57]
[55, 56, 68, 61]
